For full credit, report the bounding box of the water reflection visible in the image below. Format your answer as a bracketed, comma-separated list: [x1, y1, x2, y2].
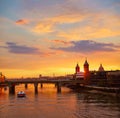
[0, 85, 120, 118]
[76, 91, 120, 118]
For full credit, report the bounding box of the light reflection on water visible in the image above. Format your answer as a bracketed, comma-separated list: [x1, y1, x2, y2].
[0, 84, 120, 118]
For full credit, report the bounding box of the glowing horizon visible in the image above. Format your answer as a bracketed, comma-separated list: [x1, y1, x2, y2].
[0, 0, 120, 78]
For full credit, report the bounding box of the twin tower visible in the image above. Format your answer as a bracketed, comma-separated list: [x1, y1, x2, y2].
[75, 59, 89, 79]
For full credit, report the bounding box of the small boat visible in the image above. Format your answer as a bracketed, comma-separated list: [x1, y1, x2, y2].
[17, 91, 26, 97]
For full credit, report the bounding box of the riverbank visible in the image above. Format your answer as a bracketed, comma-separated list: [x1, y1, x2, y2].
[67, 84, 120, 97]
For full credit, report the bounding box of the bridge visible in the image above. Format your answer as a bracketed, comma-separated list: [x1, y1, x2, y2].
[0, 77, 85, 94]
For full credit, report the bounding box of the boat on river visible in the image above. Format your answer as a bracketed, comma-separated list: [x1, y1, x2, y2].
[17, 91, 26, 97]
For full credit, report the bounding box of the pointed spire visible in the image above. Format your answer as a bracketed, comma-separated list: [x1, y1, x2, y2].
[76, 63, 80, 73]
[76, 63, 79, 67]
[84, 58, 89, 66]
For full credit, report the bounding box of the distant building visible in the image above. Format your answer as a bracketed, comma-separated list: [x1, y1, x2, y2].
[83, 59, 90, 80]
[39, 74, 42, 78]
[72, 60, 120, 87]
[98, 64, 104, 71]
[89, 64, 107, 86]
[76, 63, 80, 73]
[107, 71, 120, 76]
[74, 63, 84, 79]
[0, 72, 5, 82]
[66, 74, 74, 79]
[84, 59, 89, 73]
[107, 71, 120, 87]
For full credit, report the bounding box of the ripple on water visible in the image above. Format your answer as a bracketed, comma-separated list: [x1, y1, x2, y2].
[0, 86, 120, 118]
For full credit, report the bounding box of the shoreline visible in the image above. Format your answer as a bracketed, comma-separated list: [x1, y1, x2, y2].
[67, 84, 120, 97]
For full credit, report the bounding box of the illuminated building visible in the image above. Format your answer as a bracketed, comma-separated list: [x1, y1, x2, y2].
[0, 72, 5, 82]
[84, 59, 89, 73]
[74, 63, 84, 79]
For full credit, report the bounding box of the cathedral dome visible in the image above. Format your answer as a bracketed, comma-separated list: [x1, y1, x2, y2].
[98, 64, 104, 71]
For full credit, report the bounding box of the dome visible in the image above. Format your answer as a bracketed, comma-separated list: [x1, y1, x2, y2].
[98, 64, 104, 71]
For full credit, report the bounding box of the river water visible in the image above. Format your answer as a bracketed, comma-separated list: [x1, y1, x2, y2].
[0, 84, 120, 118]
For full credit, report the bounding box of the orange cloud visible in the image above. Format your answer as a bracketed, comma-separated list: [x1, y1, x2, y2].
[32, 12, 87, 34]
[58, 29, 120, 41]
[49, 13, 85, 24]
[33, 21, 55, 34]
[57, 16, 120, 41]
[16, 19, 29, 25]
[32, 10, 120, 38]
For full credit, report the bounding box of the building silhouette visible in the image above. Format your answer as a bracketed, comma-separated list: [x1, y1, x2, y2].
[84, 59, 89, 74]
[74, 63, 84, 79]
[98, 64, 104, 71]
[0, 72, 5, 82]
[72, 60, 120, 87]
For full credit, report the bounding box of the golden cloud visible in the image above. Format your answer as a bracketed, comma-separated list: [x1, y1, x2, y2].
[32, 12, 87, 34]
[57, 13, 120, 40]
[57, 27, 120, 40]
[32, 21, 55, 34]
[32, 8, 120, 39]
[50, 13, 85, 24]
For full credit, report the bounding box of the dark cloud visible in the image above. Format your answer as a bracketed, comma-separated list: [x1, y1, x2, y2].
[51, 40, 120, 53]
[52, 39, 71, 45]
[4, 42, 41, 55]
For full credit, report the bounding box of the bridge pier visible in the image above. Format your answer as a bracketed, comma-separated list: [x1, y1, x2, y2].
[40, 83, 43, 88]
[55, 83, 57, 88]
[57, 82, 61, 93]
[25, 83, 28, 89]
[9, 84, 15, 94]
[34, 83, 38, 94]
[6, 78, 84, 95]
[76, 83, 80, 87]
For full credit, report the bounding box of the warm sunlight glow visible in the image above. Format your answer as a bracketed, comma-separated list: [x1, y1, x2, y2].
[0, 0, 120, 78]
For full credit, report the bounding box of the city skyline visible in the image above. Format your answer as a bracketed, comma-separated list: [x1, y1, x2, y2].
[0, 0, 120, 78]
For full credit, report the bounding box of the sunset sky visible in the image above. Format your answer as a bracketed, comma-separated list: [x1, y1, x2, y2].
[0, 0, 120, 78]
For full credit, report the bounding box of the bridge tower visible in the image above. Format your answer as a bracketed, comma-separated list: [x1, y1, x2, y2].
[0, 72, 5, 82]
[75, 63, 80, 73]
[83, 59, 90, 84]
[74, 63, 84, 79]
[84, 59, 89, 74]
